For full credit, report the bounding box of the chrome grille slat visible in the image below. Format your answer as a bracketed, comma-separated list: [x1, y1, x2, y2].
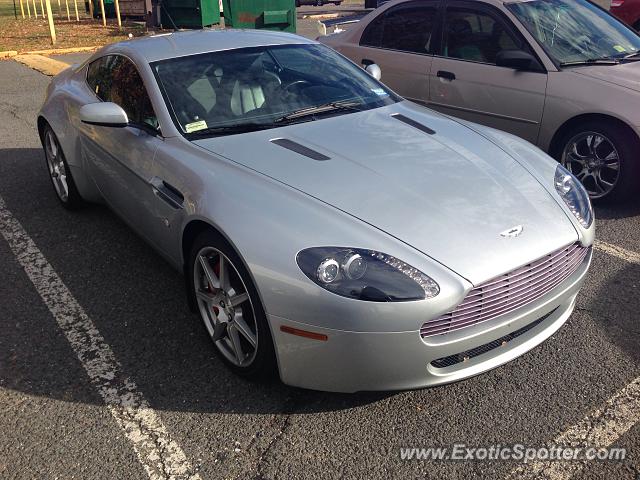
[421, 243, 590, 338]
[448, 252, 586, 315]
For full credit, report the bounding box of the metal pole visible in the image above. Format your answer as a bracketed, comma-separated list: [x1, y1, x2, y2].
[13, 0, 17, 19]
[45, 0, 56, 44]
[65, 0, 70, 20]
[73, 0, 78, 20]
[99, 0, 105, 26]
[114, 0, 121, 28]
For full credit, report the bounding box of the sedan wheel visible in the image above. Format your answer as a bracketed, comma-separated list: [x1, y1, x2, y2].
[561, 131, 620, 199]
[42, 125, 83, 209]
[556, 121, 640, 202]
[189, 231, 276, 378]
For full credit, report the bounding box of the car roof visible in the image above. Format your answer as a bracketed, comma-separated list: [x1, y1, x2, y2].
[101, 28, 315, 63]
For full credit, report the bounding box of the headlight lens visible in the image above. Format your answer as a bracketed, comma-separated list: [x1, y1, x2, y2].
[554, 164, 593, 228]
[297, 247, 439, 301]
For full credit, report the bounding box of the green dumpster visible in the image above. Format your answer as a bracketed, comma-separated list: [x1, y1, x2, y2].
[92, 0, 116, 18]
[222, 0, 296, 32]
[161, 0, 220, 28]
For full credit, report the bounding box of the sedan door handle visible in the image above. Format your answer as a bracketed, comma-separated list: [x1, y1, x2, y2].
[437, 70, 456, 81]
[150, 177, 184, 210]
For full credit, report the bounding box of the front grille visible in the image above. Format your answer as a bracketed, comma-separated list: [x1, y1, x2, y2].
[421, 243, 590, 338]
[429, 309, 555, 369]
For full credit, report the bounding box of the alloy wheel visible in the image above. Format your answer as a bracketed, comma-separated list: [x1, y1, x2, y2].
[193, 247, 258, 367]
[44, 129, 69, 202]
[561, 131, 620, 199]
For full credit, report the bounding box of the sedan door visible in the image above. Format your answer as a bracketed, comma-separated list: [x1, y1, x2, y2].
[340, 0, 441, 105]
[81, 55, 184, 261]
[428, 0, 548, 144]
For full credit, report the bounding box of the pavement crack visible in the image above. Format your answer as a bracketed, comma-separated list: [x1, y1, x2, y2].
[0, 100, 33, 129]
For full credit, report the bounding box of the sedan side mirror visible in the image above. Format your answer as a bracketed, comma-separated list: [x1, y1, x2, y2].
[365, 63, 382, 80]
[496, 50, 544, 72]
[80, 102, 129, 127]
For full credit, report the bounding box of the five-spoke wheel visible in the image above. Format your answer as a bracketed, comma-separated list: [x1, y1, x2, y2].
[42, 125, 83, 209]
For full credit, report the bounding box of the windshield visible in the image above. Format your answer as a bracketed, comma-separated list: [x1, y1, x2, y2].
[506, 0, 640, 65]
[152, 44, 399, 136]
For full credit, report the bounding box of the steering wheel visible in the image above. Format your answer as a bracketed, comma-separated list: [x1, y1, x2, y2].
[283, 80, 311, 92]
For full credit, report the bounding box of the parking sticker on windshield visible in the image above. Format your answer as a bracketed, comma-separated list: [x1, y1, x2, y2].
[185, 120, 208, 133]
[371, 88, 388, 97]
[613, 45, 627, 53]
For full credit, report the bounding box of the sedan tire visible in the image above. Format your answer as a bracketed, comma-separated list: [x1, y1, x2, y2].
[42, 125, 84, 210]
[555, 121, 640, 202]
[188, 229, 277, 379]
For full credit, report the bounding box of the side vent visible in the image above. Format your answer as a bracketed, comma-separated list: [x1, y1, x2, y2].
[270, 138, 330, 161]
[391, 113, 436, 135]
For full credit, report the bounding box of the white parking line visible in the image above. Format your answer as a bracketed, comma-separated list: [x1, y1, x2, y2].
[506, 376, 640, 480]
[595, 240, 640, 264]
[0, 195, 201, 480]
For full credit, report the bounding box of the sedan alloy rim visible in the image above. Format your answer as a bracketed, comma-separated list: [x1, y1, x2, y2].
[194, 247, 258, 367]
[561, 131, 620, 199]
[44, 130, 69, 202]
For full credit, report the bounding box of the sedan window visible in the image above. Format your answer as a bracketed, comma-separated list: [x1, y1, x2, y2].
[507, 0, 640, 65]
[360, 1, 438, 54]
[151, 44, 400, 137]
[443, 7, 521, 64]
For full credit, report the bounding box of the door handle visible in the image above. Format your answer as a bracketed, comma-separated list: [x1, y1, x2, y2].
[150, 177, 184, 210]
[437, 70, 456, 81]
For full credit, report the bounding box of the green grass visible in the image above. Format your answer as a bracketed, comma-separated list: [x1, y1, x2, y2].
[0, 0, 19, 19]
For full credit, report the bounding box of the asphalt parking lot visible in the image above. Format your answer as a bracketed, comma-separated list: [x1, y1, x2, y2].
[1, 18, 640, 480]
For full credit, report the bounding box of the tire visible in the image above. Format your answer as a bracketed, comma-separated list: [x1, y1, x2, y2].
[333, 1, 341, 4]
[552, 120, 640, 203]
[295, 0, 300, 6]
[187, 229, 277, 379]
[42, 125, 84, 210]
[315, 0, 323, 6]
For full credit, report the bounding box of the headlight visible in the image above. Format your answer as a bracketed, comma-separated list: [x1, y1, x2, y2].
[554, 164, 593, 229]
[296, 247, 439, 302]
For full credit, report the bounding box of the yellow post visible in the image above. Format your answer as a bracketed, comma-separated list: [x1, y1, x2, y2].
[40, 0, 45, 17]
[99, 0, 105, 26]
[114, 0, 121, 28]
[65, 0, 70, 20]
[88, 0, 93, 18]
[32, 0, 38, 18]
[26, 0, 30, 17]
[19, 0, 25, 17]
[73, 0, 78, 20]
[44, 0, 56, 44]
[57, 0, 61, 15]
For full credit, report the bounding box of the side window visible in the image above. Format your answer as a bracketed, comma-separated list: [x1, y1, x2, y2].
[443, 7, 522, 64]
[360, 2, 438, 54]
[86, 56, 115, 101]
[109, 57, 158, 129]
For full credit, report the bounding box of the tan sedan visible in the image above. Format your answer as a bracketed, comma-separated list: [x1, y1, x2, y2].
[320, 0, 640, 201]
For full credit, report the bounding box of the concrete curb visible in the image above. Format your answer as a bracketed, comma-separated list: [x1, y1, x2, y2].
[14, 54, 69, 76]
[302, 13, 339, 19]
[0, 51, 18, 59]
[22, 46, 99, 55]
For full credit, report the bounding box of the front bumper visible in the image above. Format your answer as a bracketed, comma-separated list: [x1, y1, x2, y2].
[271, 249, 591, 393]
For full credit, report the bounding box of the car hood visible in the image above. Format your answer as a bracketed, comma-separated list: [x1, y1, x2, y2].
[194, 102, 578, 285]
[570, 61, 640, 92]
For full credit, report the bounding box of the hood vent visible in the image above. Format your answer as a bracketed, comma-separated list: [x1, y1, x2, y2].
[270, 138, 330, 161]
[391, 113, 436, 135]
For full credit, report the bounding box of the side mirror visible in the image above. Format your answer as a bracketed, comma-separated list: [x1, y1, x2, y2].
[496, 50, 543, 72]
[80, 102, 129, 127]
[365, 63, 382, 80]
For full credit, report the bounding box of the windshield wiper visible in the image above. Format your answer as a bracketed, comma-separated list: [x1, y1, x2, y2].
[559, 58, 619, 67]
[274, 100, 364, 123]
[187, 122, 277, 137]
[622, 49, 640, 60]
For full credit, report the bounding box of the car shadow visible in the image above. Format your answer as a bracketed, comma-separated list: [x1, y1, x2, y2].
[0, 148, 394, 415]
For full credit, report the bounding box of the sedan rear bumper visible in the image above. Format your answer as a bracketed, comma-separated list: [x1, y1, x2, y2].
[271, 250, 591, 393]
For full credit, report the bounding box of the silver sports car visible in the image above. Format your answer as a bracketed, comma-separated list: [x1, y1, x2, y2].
[38, 29, 594, 392]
